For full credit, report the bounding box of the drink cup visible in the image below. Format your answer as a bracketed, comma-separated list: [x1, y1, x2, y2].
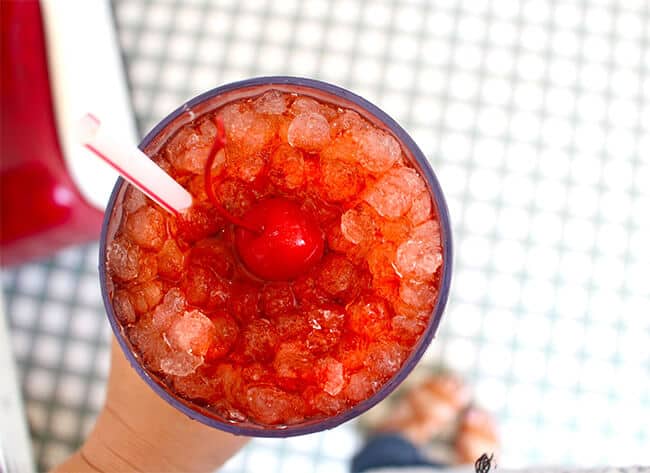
[99, 77, 452, 437]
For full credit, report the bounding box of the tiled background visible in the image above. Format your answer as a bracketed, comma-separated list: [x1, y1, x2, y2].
[2, 0, 649, 471]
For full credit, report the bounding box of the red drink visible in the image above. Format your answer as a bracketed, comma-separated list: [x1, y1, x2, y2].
[103, 81, 448, 431]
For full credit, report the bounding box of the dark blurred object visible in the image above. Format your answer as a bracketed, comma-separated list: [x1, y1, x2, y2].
[1, 0, 103, 267]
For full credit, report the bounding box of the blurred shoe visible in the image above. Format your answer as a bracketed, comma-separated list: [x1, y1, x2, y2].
[454, 406, 500, 465]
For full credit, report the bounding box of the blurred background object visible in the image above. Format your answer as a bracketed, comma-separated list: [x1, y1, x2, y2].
[1, 0, 649, 471]
[0, 0, 136, 267]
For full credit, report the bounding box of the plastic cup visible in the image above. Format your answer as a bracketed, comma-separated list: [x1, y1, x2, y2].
[99, 76, 453, 437]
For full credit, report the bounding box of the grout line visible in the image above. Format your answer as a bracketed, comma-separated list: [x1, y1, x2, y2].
[538, 0, 589, 455]
[72, 247, 111, 446]
[312, 0, 334, 81]
[140, 0, 184, 131]
[17, 259, 73, 471]
[120, 0, 155, 135]
[499, 0, 558, 461]
[462, 0, 497, 390]
[247, 0, 274, 78]
[175, 0, 215, 101]
[431, 0, 472, 366]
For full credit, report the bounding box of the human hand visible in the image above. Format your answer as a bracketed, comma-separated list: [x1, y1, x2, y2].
[52, 339, 249, 473]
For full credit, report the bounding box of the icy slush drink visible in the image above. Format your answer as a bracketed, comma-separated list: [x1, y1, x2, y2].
[103, 81, 448, 432]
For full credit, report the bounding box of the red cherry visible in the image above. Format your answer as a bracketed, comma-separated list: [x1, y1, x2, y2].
[235, 198, 325, 281]
[203, 119, 324, 280]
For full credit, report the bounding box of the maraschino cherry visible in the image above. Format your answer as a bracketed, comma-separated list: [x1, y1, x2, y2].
[204, 118, 324, 281]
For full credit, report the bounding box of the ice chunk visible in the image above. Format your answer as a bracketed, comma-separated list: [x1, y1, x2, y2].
[306, 305, 345, 353]
[316, 254, 361, 300]
[393, 300, 430, 319]
[215, 177, 255, 217]
[345, 370, 378, 402]
[276, 115, 292, 143]
[275, 311, 310, 340]
[228, 282, 261, 322]
[307, 306, 345, 331]
[308, 389, 347, 415]
[128, 318, 173, 371]
[391, 314, 427, 342]
[217, 403, 247, 423]
[160, 351, 203, 377]
[186, 174, 208, 202]
[221, 104, 274, 157]
[330, 109, 368, 136]
[379, 216, 412, 244]
[242, 363, 272, 384]
[317, 357, 345, 396]
[107, 237, 140, 281]
[399, 279, 437, 309]
[177, 203, 226, 242]
[320, 154, 364, 202]
[167, 309, 216, 356]
[165, 118, 217, 174]
[340, 204, 378, 245]
[366, 242, 398, 280]
[269, 144, 305, 190]
[287, 112, 331, 152]
[320, 135, 359, 164]
[395, 238, 442, 281]
[152, 288, 186, 329]
[364, 167, 425, 218]
[299, 194, 339, 225]
[261, 282, 295, 318]
[137, 253, 159, 282]
[253, 90, 288, 114]
[215, 363, 243, 402]
[326, 219, 358, 255]
[171, 368, 220, 401]
[290, 96, 331, 116]
[346, 295, 392, 338]
[207, 311, 239, 361]
[355, 128, 401, 174]
[113, 290, 136, 325]
[407, 191, 432, 225]
[125, 206, 166, 250]
[273, 341, 312, 381]
[157, 239, 185, 281]
[241, 319, 278, 362]
[228, 153, 266, 182]
[123, 186, 147, 213]
[181, 266, 230, 310]
[245, 385, 303, 425]
[365, 340, 404, 377]
[337, 337, 369, 372]
[291, 274, 330, 308]
[190, 239, 235, 279]
[129, 280, 163, 314]
[411, 219, 442, 247]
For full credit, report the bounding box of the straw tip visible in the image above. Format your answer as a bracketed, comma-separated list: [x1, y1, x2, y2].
[77, 113, 101, 144]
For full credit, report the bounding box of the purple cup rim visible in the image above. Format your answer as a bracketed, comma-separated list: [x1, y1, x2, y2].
[99, 76, 453, 437]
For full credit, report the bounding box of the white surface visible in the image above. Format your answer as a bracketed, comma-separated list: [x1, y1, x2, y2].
[41, 0, 138, 211]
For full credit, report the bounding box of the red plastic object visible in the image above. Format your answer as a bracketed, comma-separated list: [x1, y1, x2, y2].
[0, 0, 104, 267]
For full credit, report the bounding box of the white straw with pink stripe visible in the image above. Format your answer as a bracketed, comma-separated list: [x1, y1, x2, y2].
[77, 113, 193, 216]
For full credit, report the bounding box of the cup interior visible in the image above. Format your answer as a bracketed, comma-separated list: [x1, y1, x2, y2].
[99, 76, 453, 437]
